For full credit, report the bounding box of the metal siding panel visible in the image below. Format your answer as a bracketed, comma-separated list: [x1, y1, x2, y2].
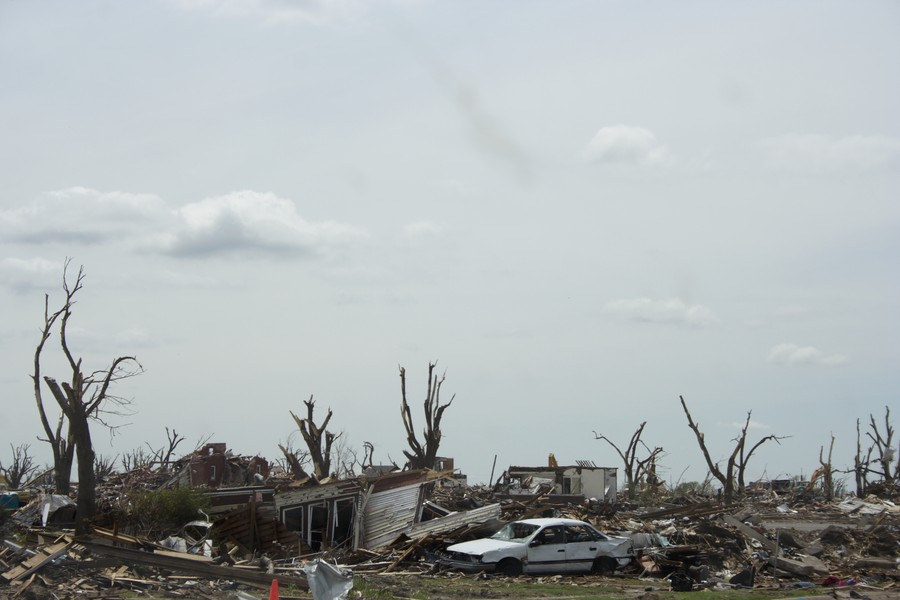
[362, 482, 423, 549]
[407, 503, 502, 539]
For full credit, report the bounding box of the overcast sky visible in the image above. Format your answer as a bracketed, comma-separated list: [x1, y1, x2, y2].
[2, 1, 898, 489]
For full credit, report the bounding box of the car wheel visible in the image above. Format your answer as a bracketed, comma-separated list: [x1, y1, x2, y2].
[496, 558, 523, 576]
[592, 556, 617, 576]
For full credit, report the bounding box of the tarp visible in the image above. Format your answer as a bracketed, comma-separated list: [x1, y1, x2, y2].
[40, 494, 75, 527]
[301, 559, 353, 600]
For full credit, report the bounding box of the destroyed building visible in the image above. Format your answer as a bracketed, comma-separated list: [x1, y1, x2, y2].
[498, 463, 617, 503]
[168, 443, 270, 488]
[274, 468, 500, 553]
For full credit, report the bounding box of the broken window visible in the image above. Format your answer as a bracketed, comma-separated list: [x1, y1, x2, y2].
[281, 506, 304, 533]
[330, 498, 355, 547]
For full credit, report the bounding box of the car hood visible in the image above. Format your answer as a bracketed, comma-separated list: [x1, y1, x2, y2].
[605, 535, 633, 552]
[446, 538, 524, 556]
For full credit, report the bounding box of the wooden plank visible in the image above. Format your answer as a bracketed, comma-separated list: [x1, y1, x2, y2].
[1, 542, 70, 583]
[722, 515, 777, 554]
[79, 539, 308, 590]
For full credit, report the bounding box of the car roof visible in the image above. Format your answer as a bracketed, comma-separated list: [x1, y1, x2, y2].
[513, 518, 589, 527]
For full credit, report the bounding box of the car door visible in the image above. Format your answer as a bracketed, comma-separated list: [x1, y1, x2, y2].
[525, 525, 568, 574]
[563, 524, 602, 573]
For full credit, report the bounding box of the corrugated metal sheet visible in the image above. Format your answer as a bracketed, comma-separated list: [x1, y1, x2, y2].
[407, 503, 502, 539]
[362, 482, 423, 549]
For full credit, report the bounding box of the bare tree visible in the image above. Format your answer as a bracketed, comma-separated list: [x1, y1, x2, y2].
[277, 438, 311, 480]
[400, 362, 455, 470]
[360, 441, 376, 471]
[158, 427, 185, 473]
[853, 418, 873, 497]
[679, 395, 787, 503]
[36, 262, 143, 533]
[853, 407, 898, 497]
[865, 406, 897, 484]
[1, 444, 39, 489]
[813, 433, 836, 500]
[331, 433, 358, 479]
[593, 422, 663, 500]
[289, 395, 340, 481]
[33, 272, 77, 492]
[94, 454, 118, 481]
[121, 447, 155, 473]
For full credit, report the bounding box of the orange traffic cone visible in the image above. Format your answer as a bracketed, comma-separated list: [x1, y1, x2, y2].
[269, 578, 279, 600]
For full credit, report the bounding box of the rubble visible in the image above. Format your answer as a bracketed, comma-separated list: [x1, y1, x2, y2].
[2, 456, 899, 598]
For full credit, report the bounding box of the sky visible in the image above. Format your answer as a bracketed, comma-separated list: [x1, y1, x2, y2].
[1, 0, 899, 490]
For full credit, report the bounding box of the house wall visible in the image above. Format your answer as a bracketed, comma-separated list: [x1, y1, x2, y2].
[506, 466, 618, 501]
[190, 453, 226, 486]
[578, 467, 617, 501]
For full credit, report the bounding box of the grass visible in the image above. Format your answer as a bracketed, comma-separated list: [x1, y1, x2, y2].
[351, 574, 835, 600]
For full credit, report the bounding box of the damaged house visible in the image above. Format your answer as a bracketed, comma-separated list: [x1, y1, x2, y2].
[274, 469, 500, 553]
[169, 443, 270, 488]
[498, 462, 618, 503]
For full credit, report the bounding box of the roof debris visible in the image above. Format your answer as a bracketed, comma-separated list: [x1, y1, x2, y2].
[1, 454, 897, 598]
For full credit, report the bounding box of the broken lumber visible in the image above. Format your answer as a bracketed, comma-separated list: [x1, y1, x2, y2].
[1, 541, 70, 583]
[79, 538, 309, 590]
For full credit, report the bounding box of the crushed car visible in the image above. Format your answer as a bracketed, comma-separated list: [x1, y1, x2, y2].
[438, 517, 634, 576]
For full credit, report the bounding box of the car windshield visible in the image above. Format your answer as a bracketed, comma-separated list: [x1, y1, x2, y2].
[490, 522, 539, 542]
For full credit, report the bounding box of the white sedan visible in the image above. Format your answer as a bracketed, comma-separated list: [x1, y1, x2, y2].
[438, 517, 634, 576]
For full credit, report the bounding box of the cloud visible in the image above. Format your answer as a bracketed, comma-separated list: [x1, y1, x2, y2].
[583, 125, 671, 167]
[169, 0, 358, 24]
[2, 188, 365, 260]
[0, 257, 60, 293]
[766, 343, 848, 366]
[0, 187, 166, 245]
[759, 133, 900, 173]
[604, 297, 718, 328]
[151, 190, 366, 258]
[403, 220, 442, 238]
[728, 420, 769, 430]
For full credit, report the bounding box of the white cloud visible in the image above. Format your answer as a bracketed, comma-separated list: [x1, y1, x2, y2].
[583, 125, 671, 167]
[0, 187, 166, 245]
[1, 256, 58, 274]
[2, 188, 365, 260]
[604, 297, 718, 328]
[728, 420, 769, 430]
[767, 343, 848, 366]
[403, 220, 442, 238]
[759, 133, 900, 173]
[152, 190, 366, 258]
[169, 0, 357, 24]
[0, 257, 60, 293]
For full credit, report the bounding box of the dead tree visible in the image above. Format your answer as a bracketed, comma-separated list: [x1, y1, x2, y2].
[36, 262, 143, 533]
[1, 444, 39, 489]
[854, 418, 873, 496]
[399, 362, 455, 470]
[593, 422, 664, 499]
[121, 447, 155, 472]
[815, 433, 836, 500]
[866, 406, 897, 484]
[679, 395, 787, 503]
[361, 441, 375, 471]
[33, 276, 77, 492]
[289, 395, 340, 481]
[94, 454, 118, 481]
[158, 427, 185, 473]
[277, 440, 311, 480]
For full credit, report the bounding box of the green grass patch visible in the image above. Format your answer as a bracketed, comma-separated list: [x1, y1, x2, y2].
[353, 574, 834, 599]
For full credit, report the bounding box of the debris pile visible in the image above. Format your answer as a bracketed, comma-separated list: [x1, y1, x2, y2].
[2, 461, 898, 598]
